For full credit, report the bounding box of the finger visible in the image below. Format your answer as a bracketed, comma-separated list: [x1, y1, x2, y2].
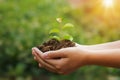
[33, 47, 66, 71]
[32, 50, 35, 56]
[38, 63, 56, 73]
[42, 49, 66, 59]
[33, 56, 43, 68]
[33, 47, 61, 66]
[34, 56, 36, 60]
[33, 51, 58, 72]
[32, 47, 43, 59]
[33, 50, 49, 66]
[38, 63, 42, 67]
[37, 55, 57, 73]
[41, 49, 66, 66]
[32, 47, 50, 64]
[34, 52, 56, 71]
[32, 47, 56, 65]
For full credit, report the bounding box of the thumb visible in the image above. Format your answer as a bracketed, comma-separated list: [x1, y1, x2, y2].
[42, 50, 66, 59]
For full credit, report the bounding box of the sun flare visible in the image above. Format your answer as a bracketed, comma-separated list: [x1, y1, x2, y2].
[103, 0, 114, 8]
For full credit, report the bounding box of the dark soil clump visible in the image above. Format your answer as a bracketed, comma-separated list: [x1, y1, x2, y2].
[37, 39, 75, 52]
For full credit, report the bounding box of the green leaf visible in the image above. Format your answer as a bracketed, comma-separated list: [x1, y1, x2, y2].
[63, 23, 74, 30]
[49, 36, 60, 40]
[49, 28, 60, 34]
[63, 34, 73, 41]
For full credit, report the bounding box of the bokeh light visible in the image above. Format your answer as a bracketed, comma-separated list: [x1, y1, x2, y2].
[103, 0, 114, 8]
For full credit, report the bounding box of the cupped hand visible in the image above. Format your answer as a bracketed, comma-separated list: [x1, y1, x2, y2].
[32, 44, 90, 74]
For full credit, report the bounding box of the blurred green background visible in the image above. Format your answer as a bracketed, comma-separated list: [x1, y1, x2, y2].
[0, 0, 120, 80]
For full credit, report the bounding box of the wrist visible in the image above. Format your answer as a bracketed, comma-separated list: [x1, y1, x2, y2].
[76, 47, 93, 66]
[85, 50, 104, 66]
[84, 51, 93, 66]
[76, 44, 100, 66]
[82, 50, 97, 66]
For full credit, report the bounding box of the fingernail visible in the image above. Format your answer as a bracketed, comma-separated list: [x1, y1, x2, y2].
[32, 50, 35, 53]
[39, 64, 42, 67]
[34, 47, 39, 52]
[32, 50, 35, 55]
[32, 47, 35, 50]
[32, 47, 39, 53]
[34, 56, 36, 60]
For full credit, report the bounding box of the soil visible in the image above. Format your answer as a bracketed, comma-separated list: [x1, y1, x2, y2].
[37, 38, 75, 53]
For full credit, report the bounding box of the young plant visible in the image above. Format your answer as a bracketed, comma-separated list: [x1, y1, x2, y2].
[37, 18, 76, 53]
[49, 18, 74, 41]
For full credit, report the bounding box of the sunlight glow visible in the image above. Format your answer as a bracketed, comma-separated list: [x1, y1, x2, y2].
[103, 0, 114, 8]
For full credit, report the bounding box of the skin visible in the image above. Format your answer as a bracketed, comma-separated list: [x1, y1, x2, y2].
[32, 40, 120, 75]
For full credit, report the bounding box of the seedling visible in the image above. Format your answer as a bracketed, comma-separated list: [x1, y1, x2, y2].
[37, 18, 75, 52]
[49, 18, 74, 41]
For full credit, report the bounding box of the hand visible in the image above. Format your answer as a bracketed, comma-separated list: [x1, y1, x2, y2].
[32, 41, 120, 74]
[32, 45, 90, 74]
[32, 48, 58, 73]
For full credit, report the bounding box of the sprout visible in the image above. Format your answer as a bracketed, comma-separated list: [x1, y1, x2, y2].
[63, 34, 73, 41]
[49, 18, 74, 41]
[56, 18, 62, 23]
[49, 36, 60, 40]
[63, 23, 74, 29]
[49, 28, 60, 34]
